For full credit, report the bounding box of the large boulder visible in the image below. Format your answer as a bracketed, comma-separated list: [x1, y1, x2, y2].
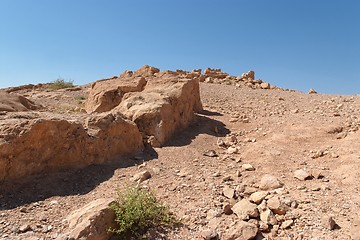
[0, 91, 39, 112]
[0, 112, 144, 182]
[59, 198, 116, 240]
[133, 65, 160, 77]
[85, 77, 147, 113]
[85, 65, 203, 147]
[115, 75, 203, 146]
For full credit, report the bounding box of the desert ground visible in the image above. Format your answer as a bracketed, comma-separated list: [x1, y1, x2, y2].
[1, 67, 360, 240]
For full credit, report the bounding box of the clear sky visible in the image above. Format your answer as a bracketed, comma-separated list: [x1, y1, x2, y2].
[0, 1, 359, 94]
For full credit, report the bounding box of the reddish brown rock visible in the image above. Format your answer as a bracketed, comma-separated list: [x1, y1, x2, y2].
[85, 76, 147, 113]
[60, 198, 116, 240]
[0, 113, 144, 182]
[0, 91, 39, 112]
[115, 75, 202, 146]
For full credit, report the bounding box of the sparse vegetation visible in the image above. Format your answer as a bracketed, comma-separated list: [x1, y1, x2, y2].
[48, 78, 74, 90]
[74, 95, 86, 101]
[109, 185, 178, 239]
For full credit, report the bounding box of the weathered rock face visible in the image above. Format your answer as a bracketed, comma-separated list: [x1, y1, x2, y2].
[0, 91, 39, 112]
[241, 70, 255, 80]
[115, 75, 202, 146]
[0, 65, 202, 182]
[59, 198, 116, 240]
[85, 66, 203, 146]
[0, 112, 144, 182]
[133, 65, 160, 76]
[204, 68, 229, 79]
[85, 77, 147, 113]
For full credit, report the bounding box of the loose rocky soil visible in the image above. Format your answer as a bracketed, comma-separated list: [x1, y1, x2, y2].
[1, 77, 360, 239]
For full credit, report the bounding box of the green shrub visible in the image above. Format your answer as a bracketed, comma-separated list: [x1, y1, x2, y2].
[49, 78, 74, 90]
[74, 95, 86, 101]
[109, 186, 178, 239]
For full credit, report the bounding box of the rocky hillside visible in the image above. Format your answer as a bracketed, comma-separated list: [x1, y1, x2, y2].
[0, 66, 360, 239]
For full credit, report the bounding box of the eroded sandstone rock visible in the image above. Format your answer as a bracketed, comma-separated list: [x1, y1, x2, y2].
[115, 74, 202, 146]
[85, 76, 147, 113]
[0, 112, 144, 181]
[0, 91, 39, 112]
[0, 65, 203, 181]
[59, 198, 116, 240]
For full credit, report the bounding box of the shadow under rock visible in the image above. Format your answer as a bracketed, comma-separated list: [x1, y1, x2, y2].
[0, 111, 225, 210]
[0, 146, 158, 210]
[199, 109, 223, 116]
[164, 113, 230, 147]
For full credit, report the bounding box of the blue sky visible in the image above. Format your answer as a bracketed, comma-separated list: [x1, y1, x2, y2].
[0, 1, 359, 94]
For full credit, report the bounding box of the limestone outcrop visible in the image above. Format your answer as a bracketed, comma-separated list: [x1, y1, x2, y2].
[0, 65, 203, 182]
[0, 91, 39, 112]
[115, 74, 202, 145]
[85, 76, 147, 113]
[0, 112, 144, 182]
[86, 66, 203, 146]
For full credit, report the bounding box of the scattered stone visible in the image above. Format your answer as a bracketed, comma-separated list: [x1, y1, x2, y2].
[232, 199, 259, 220]
[229, 118, 238, 123]
[308, 88, 317, 94]
[243, 186, 258, 195]
[207, 209, 221, 219]
[242, 164, 255, 171]
[294, 169, 311, 181]
[259, 221, 269, 232]
[281, 220, 293, 229]
[249, 191, 268, 204]
[200, 229, 219, 240]
[203, 150, 218, 157]
[19, 224, 31, 233]
[222, 176, 234, 182]
[259, 174, 283, 190]
[217, 138, 225, 147]
[311, 170, 324, 179]
[270, 225, 280, 237]
[20, 207, 28, 213]
[260, 82, 270, 89]
[267, 196, 287, 215]
[223, 204, 233, 215]
[176, 168, 189, 178]
[49, 200, 59, 206]
[130, 170, 152, 183]
[322, 216, 337, 230]
[227, 146, 238, 154]
[311, 150, 326, 159]
[212, 171, 221, 177]
[223, 220, 258, 240]
[223, 186, 235, 199]
[327, 126, 343, 134]
[336, 132, 347, 139]
[260, 208, 278, 226]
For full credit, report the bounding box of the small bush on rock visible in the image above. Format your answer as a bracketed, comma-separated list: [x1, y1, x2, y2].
[49, 78, 74, 90]
[109, 186, 178, 239]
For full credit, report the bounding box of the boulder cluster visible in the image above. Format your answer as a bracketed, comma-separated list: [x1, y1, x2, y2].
[201, 68, 275, 90]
